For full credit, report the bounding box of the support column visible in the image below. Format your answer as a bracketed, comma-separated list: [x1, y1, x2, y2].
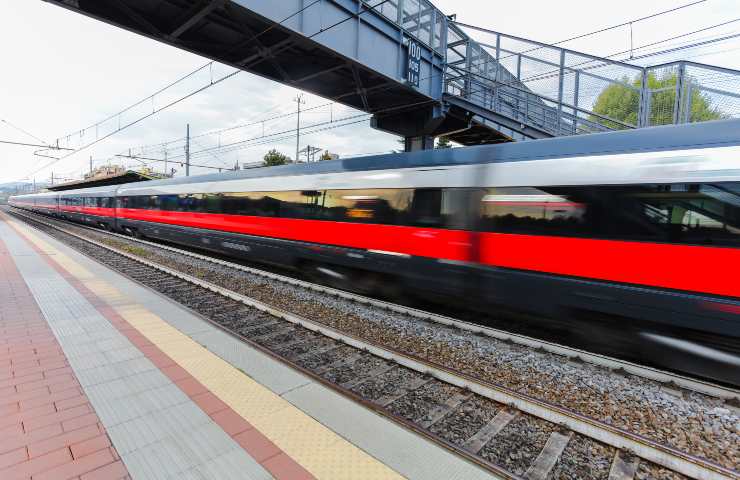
[404, 135, 435, 152]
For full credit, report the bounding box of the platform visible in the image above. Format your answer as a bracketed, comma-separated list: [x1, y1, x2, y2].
[0, 210, 497, 480]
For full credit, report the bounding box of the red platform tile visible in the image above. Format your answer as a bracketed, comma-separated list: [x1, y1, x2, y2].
[80, 460, 128, 480]
[27, 424, 101, 459]
[3, 216, 316, 480]
[262, 453, 315, 480]
[0, 447, 28, 470]
[70, 435, 111, 460]
[234, 429, 282, 463]
[160, 364, 191, 382]
[19, 385, 81, 411]
[174, 377, 209, 397]
[61, 413, 100, 433]
[22, 404, 91, 432]
[0, 446, 72, 480]
[0, 423, 58, 455]
[0, 402, 56, 430]
[191, 391, 229, 415]
[210, 409, 253, 436]
[54, 394, 89, 412]
[0, 231, 129, 480]
[32, 448, 117, 480]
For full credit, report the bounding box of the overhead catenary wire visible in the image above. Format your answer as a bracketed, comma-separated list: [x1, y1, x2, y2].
[0, 118, 50, 145]
[116, 13, 740, 170]
[452, 17, 740, 102]
[451, 0, 711, 65]
[23, 0, 394, 181]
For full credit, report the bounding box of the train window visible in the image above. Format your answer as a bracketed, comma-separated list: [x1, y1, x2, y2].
[117, 197, 129, 209]
[626, 183, 740, 246]
[480, 183, 740, 247]
[409, 189, 442, 226]
[321, 189, 413, 224]
[480, 187, 588, 235]
[221, 192, 280, 217]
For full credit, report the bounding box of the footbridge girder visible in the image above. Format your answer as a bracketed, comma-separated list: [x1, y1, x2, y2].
[45, 0, 452, 144]
[43, 0, 740, 150]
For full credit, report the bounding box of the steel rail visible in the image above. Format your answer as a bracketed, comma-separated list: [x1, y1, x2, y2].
[8, 209, 738, 480]
[16, 209, 739, 402]
[7, 210, 516, 480]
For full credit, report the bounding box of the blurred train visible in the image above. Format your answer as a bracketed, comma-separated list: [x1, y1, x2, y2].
[10, 120, 740, 385]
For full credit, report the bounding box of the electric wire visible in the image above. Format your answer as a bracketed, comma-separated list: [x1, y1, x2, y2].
[25, 0, 394, 181]
[0, 118, 49, 145]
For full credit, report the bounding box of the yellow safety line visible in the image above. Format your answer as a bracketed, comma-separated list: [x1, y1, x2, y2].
[8, 219, 405, 480]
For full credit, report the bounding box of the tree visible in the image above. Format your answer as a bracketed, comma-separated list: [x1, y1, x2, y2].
[320, 150, 334, 161]
[263, 149, 289, 167]
[435, 136, 452, 149]
[591, 72, 724, 129]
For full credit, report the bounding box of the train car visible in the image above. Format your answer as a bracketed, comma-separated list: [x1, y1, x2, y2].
[9, 119, 740, 384]
[58, 185, 118, 230]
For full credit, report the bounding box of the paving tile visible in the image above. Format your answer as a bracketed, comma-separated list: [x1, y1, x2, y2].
[79, 460, 128, 480]
[0, 424, 63, 455]
[54, 394, 89, 412]
[261, 452, 315, 480]
[0, 446, 72, 480]
[191, 392, 229, 415]
[175, 377, 209, 397]
[160, 364, 191, 382]
[0, 402, 55, 430]
[210, 409, 253, 436]
[0, 447, 29, 469]
[62, 413, 100, 433]
[27, 424, 101, 458]
[23, 404, 91, 432]
[32, 448, 117, 480]
[234, 429, 282, 463]
[70, 435, 111, 460]
[19, 385, 81, 411]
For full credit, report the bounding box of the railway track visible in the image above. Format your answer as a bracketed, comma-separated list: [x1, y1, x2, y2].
[8, 208, 739, 480]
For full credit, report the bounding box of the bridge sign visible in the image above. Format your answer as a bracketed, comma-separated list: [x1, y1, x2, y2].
[407, 40, 421, 87]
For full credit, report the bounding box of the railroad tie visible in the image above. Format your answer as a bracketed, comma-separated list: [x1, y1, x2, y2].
[463, 409, 518, 454]
[377, 376, 433, 407]
[608, 451, 640, 480]
[420, 391, 474, 429]
[524, 431, 573, 480]
[314, 351, 365, 375]
[340, 362, 396, 389]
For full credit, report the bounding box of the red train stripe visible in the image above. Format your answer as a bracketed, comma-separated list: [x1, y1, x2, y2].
[478, 233, 740, 299]
[116, 208, 474, 262]
[32, 207, 740, 298]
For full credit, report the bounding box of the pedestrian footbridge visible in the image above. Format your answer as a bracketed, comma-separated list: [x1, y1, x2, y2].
[45, 0, 740, 148]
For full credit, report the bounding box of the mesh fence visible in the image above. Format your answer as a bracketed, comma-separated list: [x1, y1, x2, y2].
[446, 25, 740, 138]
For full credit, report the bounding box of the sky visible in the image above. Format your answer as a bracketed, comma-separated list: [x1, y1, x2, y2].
[0, 0, 738, 184]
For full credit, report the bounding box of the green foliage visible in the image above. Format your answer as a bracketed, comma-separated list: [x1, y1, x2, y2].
[435, 136, 452, 149]
[320, 150, 333, 161]
[263, 149, 289, 167]
[591, 73, 724, 129]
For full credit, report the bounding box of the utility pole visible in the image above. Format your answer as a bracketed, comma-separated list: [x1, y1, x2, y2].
[185, 123, 190, 177]
[294, 94, 305, 162]
[164, 150, 168, 176]
[89, 155, 93, 176]
[50, 172, 54, 186]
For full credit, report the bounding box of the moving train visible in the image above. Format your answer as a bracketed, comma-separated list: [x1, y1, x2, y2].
[10, 120, 740, 385]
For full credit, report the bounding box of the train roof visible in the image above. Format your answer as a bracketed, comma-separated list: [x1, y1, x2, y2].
[12, 119, 740, 199]
[119, 119, 740, 191]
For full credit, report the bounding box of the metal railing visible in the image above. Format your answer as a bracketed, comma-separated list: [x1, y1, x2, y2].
[445, 22, 740, 139]
[364, 0, 449, 53]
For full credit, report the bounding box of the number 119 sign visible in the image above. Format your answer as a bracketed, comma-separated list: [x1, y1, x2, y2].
[407, 40, 421, 87]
